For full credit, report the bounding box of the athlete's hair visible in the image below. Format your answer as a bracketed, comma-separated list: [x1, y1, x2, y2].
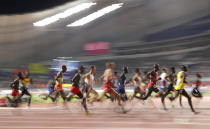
[196, 73, 202, 78]
[106, 62, 115, 68]
[79, 65, 85, 74]
[170, 67, 176, 73]
[162, 68, 168, 72]
[154, 64, 160, 68]
[181, 65, 187, 71]
[123, 66, 128, 73]
[170, 67, 175, 70]
[17, 72, 22, 78]
[62, 65, 67, 70]
[135, 68, 140, 73]
[90, 65, 95, 69]
[114, 72, 118, 75]
[143, 71, 148, 75]
[79, 65, 85, 70]
[154, 64, 160, 71]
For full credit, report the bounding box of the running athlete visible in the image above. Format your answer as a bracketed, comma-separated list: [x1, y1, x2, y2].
[18, 72, 32, 107]
[117, 67, 128, 101]
[81, 66, 98, 103]
[54, 65, 67, 102]
[130, 68, 143, 100]
[161, 67, 176, 110]
[42, 75, 56, 102]
[97, 63, 121, 106]
[67, 66, 88, 113]
[140, 64, 161, 100]
[191, 73, 202, 98]
[140, 71, 149, 96]
[113, 72, 120, 89]
[159, 68, 168, 92]
[7, 72, 23, 107]
[169, 65, 196, 113]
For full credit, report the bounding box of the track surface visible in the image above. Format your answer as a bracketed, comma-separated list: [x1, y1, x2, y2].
[0, 97, 210, 129]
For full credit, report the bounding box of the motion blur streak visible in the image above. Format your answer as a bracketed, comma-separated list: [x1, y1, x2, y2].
[67, 3, 123, 27]
[33, 2, 96, 27]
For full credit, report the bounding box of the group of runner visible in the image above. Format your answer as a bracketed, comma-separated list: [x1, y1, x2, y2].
[8, 63, 203, 114]
[7, 72, 32, 107]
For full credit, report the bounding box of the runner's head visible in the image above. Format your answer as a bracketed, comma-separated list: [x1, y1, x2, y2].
[123, 66, 128, 74]
[62, 65, 67, 73]
[135, 68, 141, 75]
[17, 72, 23, 80]
[79, 65, 85, 74]
[114, 72, 118, 76]
[162, 68, 168, 73]
[170, 67, 176, 73]
[25, 71, 30, 78]
[143, 71, 148, 75]
[106, 62, 115, 69]
[196, 73, 202, 79]
[181, 65, 187, 72]
[154, 64, 160, 72]
[90, 66, 96, 74]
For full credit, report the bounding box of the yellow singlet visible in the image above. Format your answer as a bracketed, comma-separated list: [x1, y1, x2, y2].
[56, 72, 63, 85]
[175, 71, 185, 90]
[21, 77, 31, 87]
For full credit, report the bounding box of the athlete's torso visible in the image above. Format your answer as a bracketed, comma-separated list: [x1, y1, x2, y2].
[103, 69, 113, 84]
[72, 73, 81, 87]
[133, 74, 141, 87]
[56, 72, 63, 84]
[150, 71, 158, 84]
[84, 73, 94, 87]
[12, 78, 20, 90]
[21, 77, 31, 88]
[168, 72, 176, 84]
[119, 73, 126, 87]
[175, 71, 185, 90]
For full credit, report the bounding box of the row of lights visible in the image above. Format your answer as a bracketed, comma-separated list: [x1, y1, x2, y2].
[33, 2, 124, 27]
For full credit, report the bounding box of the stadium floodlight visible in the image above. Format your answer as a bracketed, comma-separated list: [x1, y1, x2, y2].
[67, 3, 123, 27]
[33, 2, 96, 27]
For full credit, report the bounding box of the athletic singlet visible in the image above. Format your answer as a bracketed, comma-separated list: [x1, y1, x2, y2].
[56, 72, 63, 85]
[21, 77, 31, 88]
[149, 72, 158, 84]
[103, 76, 113, 86]
[175, 71, 185, 90]
[160, 73, 167, 86]
[113, 78, 119, 87]
[84, 74, 94, 87]
[12, 78, 20, 90]
[168, 73, 176, 84]
[72, 73, 81, 87]
[119, 73, 126, 87]
[133, 75, 141, 87]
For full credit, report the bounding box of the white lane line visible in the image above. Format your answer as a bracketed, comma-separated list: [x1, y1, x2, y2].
[0, 120, 210, 125]
[0, 127, 188, 129]
[0, 116, 210, 121]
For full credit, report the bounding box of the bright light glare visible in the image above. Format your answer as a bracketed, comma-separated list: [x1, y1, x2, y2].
[33, 2, 96, 27]
[67, 3, 123, 27]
